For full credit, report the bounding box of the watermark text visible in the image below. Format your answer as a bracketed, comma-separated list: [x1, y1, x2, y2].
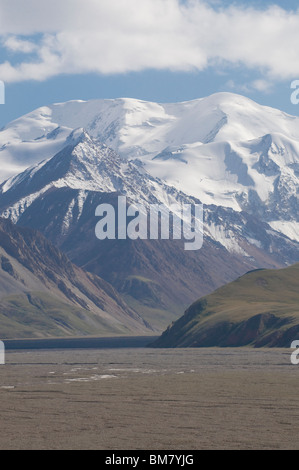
[290, 80, 299, 105]
[291, 341, 299, 365]
[95, 197, 204, 251]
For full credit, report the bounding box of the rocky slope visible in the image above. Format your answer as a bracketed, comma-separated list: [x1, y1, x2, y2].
[0, 217, 151, 338]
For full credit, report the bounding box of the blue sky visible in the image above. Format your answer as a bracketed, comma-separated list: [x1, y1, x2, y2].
[0, 0, 299, 127]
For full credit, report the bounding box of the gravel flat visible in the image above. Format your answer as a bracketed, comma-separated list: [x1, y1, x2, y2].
[0, 347, 298, 450]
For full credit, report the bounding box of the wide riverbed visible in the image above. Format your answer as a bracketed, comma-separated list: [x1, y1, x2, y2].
[0, 346, 298, 449]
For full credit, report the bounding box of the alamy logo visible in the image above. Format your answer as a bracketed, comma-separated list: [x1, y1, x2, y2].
[291, 80, 299, 105]
[0, 81, 5, 105]
[0, 341, 5, 365]
[95, 196, 204, 251]
[290, 341, 299, 365]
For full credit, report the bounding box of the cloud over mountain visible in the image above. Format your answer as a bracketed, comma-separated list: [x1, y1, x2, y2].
[0, 0, 299, 83]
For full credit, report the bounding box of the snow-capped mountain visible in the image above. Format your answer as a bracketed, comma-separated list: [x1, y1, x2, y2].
[0, 92, 298, 244]
[0, 126, 297, 263]
[0, 128, 298, 329]
[0, 93, 298, 328]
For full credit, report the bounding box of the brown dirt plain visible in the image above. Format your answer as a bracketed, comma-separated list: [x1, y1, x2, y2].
[0, 347, 299, 450]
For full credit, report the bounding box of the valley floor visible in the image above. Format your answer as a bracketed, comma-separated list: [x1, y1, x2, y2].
[0, 347, 298, 450]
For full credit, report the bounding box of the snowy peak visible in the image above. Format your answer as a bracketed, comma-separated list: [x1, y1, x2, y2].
[0, 92, 298, 246]
[65, 127, 92, 146]
[0, 129, 185, 226]
[0, 129, 125, 201]
[193, 92, 299, 142]
[2, 92, 299, 183]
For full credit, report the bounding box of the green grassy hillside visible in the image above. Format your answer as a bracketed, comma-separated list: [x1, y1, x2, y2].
[153, 264, 299, 348]
[0, 292, 125, 339]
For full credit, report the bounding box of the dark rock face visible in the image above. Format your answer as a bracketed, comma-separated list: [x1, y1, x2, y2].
[153, 312, 295, 348]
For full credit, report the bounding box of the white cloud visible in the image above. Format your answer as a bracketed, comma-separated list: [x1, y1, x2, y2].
[251, 79, 272, 93]
[4, 37, 37, 54]
[0, 0, 298, 83]
[225, 78, 274, 95]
